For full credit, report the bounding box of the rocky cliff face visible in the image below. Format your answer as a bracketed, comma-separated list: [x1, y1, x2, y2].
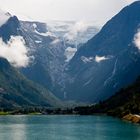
[2, 2, 140, 104]
[0, 11, 63, 108]
[0, 57, 63, 108]
[18, 20, 99, 99]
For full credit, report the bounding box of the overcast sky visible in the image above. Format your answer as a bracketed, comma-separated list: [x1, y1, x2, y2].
[0, 0, 136, 24]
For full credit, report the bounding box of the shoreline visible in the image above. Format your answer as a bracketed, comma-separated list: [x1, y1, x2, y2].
[0, 109, 140, 125]
[122, 114, 140, 124]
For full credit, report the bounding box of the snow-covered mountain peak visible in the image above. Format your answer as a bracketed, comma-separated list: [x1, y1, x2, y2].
[45, 20, 100, 62]
[0, 9, 11, 27]
[46, 20, 100, 46]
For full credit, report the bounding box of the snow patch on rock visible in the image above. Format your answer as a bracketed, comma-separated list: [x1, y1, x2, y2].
[0, 10, 11, 27]
[65, 47, 77, 62]
[35, 40, 42, 43]
[134, 29, 140, 50]
[81, 56, 94, 63]
[95, 55, 109, 63]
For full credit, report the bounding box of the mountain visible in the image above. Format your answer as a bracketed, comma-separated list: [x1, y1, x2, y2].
[46, 20, 100, 62]
[20, 21, 71, 98]
[18, 20, 99, 99]
[3, 1, 140, 105]
[47, 20, 100, 47]
[0, 10, 63, 108]
[0, 10, 99, 102]
[0, 57, 63, 109]
[64, 1, 140, 102]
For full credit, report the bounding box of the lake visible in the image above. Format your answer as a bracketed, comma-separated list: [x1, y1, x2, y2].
[0, 115, 140, 140]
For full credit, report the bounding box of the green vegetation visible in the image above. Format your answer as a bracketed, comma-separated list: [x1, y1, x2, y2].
[0, 57, 63, 109]
[0, 111, 10, 115]
[1, 57, 140, 119]
[73, 76, 140, 118]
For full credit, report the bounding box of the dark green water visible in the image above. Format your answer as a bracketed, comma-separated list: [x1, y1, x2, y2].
[0, 115, 140, 140]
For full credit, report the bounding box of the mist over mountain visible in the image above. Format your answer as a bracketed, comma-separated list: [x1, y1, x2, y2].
[47, 20, 100, 46]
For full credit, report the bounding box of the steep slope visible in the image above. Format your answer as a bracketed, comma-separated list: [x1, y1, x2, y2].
[98, 76, 140, 117]
[0, 15, 65, 99]
[0, 12, 98, 104]
[0, 16, 20, 42]
[65, 1, 140, 102]
[18, 21, 99, 99]
[77, 76, 140, 117]
[20, 21, 69, 98]
[0, 57, 63, 109]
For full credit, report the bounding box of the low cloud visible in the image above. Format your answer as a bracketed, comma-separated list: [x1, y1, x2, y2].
[64, 21, 89, 42]
[0, 36, 32, 67]
[95, 55, 109, 63]
[134, 29, 140, 50]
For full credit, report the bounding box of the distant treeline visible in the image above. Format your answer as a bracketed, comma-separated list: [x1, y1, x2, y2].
[1, 76, 140, 118]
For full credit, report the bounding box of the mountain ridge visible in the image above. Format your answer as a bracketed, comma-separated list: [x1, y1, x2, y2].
[63, 1, 140, 102]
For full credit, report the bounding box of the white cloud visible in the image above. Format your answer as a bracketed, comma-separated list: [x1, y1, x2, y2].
[47, 20, 98, 46]
[95, 55, 109, 63]
[0, 0, 135, 25]
[0, 36, 32, 67]
[134, 29, 140, 50]
[64, 21, 89, 42]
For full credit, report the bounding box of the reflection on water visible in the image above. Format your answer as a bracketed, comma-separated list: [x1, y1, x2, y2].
[9, 124, 26, 140]
[0, 116, 27, 140]
[0, 115, 139, 140]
